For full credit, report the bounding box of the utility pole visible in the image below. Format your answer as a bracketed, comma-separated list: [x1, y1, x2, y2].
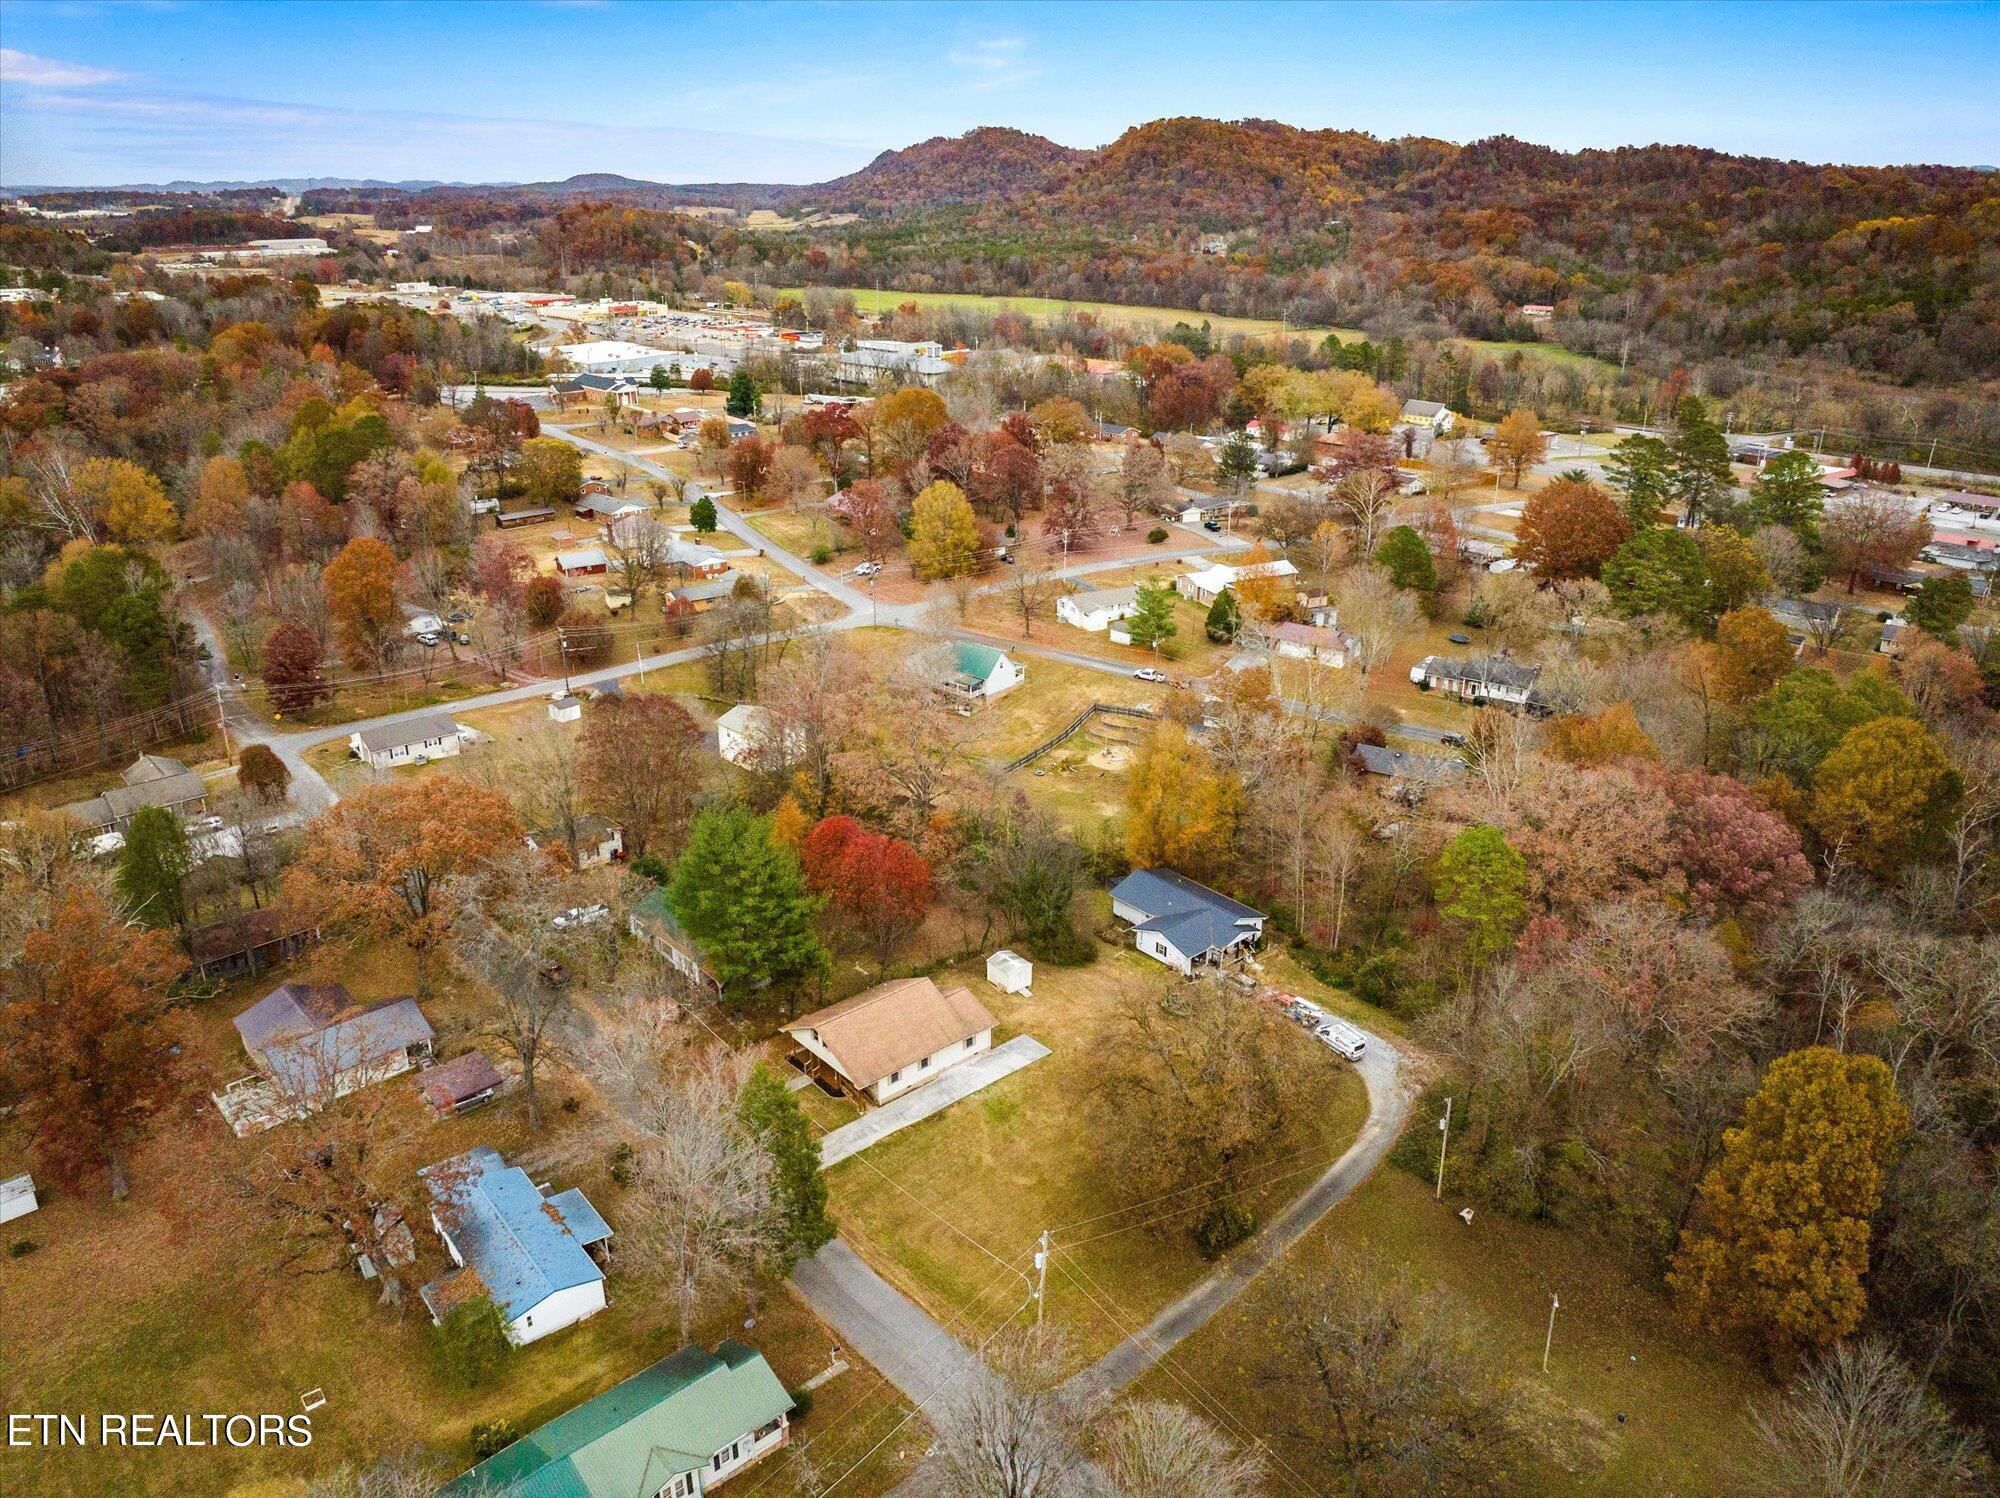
[1435, 1095, 1452, 1201]
[1543, 1292, 1560, 1373]
[1033, 1229, 1051, 1325]
[213, 681, 231, 758]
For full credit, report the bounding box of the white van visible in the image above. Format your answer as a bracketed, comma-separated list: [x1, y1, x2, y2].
[1314, 1018, 1368, 1063]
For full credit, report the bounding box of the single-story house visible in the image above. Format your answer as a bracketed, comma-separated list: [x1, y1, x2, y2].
[230, 982, 435, 1112]
[783, 976, 996, 1106]
[187, 907, 322, 982]
[1520, 304, 1554, 321]
[58, 753, 210, 833]
[628, 887, 722, 998]
[1056, 584, 1140, 633]
[1268, 621, 1350, 667]
[939, 642, 1025, 701]
[556, 547, 610, 578]
[1400, 399, 1456, 434]
[417, 1051, 505, 1118]
[666, 572, 742, 612]
[494, 505, 556, 529]
[419, 1145, 612, 1346]
[1175, 558, 1297, 606]
[1922, 540, 2000, 574]
[1353, 742, 1467, 799]
[1176, 496, 1250, 526]
[401, 602, 445, 639]
[1111, 868, 1268, 974]
[349, 711, 467, 770]
[666, 539, 731, 578]
[1410, 653, 1543, 709]
[440, 1341, 793, 1497]
[576, 493, 645, 523]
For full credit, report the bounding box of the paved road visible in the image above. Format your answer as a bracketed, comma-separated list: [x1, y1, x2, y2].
[1066, 1026, 1413, 1402]
[817, 1036, 1051, 1168]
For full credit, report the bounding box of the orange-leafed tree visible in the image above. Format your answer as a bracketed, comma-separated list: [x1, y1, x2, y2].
[1487, 408, 1548, 487]
[323, 535, 400, 668]
[0, 888, 186, 1199]
[1515, 476, 1629, 581]
[285, 777, 523, 992]
[1542, 702, 1659, 766]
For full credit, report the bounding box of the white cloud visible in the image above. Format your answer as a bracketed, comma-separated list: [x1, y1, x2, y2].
[0, 49, 124, 87]
[945, 36, 1038, 91]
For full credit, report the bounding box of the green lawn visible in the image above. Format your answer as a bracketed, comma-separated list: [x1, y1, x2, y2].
[1134, 1167, 1769, 1494]
[824, 946, 1373, 1371]
[1452, 337, 1620, 378]
[786, 287, 1361, 344]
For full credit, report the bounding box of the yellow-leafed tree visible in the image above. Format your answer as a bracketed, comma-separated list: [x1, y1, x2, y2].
[908, 480, 981, 580]
[1124, 723, 1242, 885]
[1668, 1047, 1908, 1366]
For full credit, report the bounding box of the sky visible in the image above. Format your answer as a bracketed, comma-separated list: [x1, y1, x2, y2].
[2, 1, 1996, 187]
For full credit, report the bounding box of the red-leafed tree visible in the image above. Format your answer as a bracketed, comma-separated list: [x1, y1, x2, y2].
[1516, 476, 1631, 581]
[1644, 765, 1814, 922]
[0, 888, 186, 1199]
[728, 435, 773, 500]
[799, 816, 935, 967]
[972, 433, 1043, 524]
[261, 619, 329, 715]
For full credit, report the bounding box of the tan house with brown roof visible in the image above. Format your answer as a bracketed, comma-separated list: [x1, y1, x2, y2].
[782, 976, 995, 1105]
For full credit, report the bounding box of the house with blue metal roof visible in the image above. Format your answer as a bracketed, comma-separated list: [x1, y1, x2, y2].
[441, 1341, 793, 1497]
[1109, 868, 1268, 974]
[419, 1146, 612, 1345]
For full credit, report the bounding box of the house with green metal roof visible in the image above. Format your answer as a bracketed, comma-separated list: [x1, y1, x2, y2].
[941, 641, 1024, 701]
[441, 1341, 794, 1497]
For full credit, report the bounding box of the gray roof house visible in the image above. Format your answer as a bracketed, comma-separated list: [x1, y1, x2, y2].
[218, 982, 434, 1131]
[1110, 868, 1267, 974]
[60, 753, 209, 833]
[349, 711, 466, 770]
[1410, 653, 1544, 710]
[1354, 742, 1468, 791]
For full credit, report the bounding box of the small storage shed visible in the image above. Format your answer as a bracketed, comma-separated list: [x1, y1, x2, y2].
[417, 1051, 505, 1118]
[987, 949, 1033, 995]
[0, 1172, 38, 1224]
[548, 692, 582, 723]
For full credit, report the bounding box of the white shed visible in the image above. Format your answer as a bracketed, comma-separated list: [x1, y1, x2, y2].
[0, 1172, 38, 1224]
[986, 949, 1033, 995]
[548, 692, 582, 723]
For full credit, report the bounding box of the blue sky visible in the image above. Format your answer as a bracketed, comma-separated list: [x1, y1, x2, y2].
[2, 1, 1996, 186]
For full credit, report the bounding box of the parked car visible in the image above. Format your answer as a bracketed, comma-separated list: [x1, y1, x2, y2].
[416, 630, 442, 647]
[852, 561, 882, 577]
[1134, 667, 1169, 683]
[1203, 518, 1223, 532]
[1314, 1017, 1369, 1062]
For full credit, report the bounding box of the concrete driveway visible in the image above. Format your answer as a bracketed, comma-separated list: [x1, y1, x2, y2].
[817, 1035, 1051, 1168]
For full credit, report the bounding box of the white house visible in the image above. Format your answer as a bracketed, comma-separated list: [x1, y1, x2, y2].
[217, 983, 435, 1133]
[1057, 584, 1141, 633]
[1110, 868, 1268, 974]
[419, 1146, 611, 1346]
[400, 602, 445, 639]
[349, 711, 467, 770]
[784, 976, 996, 1106]
[1268, 620, 1350, 667]
[716, 703, 803, 769]
[941, 642, 1024, 701]
[1175, 558, 1298, 606]
[1410, 653, 1543, 709]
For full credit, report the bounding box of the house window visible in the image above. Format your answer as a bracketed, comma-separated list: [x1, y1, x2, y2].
[920, 1056, 930, 1070]
[887, 1070, 900, 1085]
[963, 1037, 975, 1050]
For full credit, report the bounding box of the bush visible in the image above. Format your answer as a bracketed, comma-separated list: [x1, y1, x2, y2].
[470, 1418, 520, 1460]
[1022, 920, 1096, 968]
[432, 1296, 511, 1388]
[1193, 1202, 1256, 1259]
[1462, 597, 1495, 630]
[609, 1141, 635, 1188]
[810, 545, 834, 565]
[8, 1239, 37, 1258]
[1147, 527, 1169, 544]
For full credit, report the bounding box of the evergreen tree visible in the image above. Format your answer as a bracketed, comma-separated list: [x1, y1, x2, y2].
[1602, 527, 1711, 626]
[689, 493, 719, 536]
[1604, 433, 1673, 529]
[1376, 525, 1437, 591]
[116, 806, 191, 939]
[1216, 429, 1260, 489]
[1204, 586, 1241, 643]
[736, 1062, 834, 1269]
[1125, 577, 1180, 651]
[648, 365, 669, 392]
[1750, 450, 1826, 539]
[668, 805, 826, 1006]
[725, 369, 760, 419]
[1666, 397, 1735, 527]
[1906, 572, 1974, 639]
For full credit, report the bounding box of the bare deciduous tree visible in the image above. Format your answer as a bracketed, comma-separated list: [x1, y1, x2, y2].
[1097, 1401, 1265, 1498]
[921, 1325, 1093, 1498]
